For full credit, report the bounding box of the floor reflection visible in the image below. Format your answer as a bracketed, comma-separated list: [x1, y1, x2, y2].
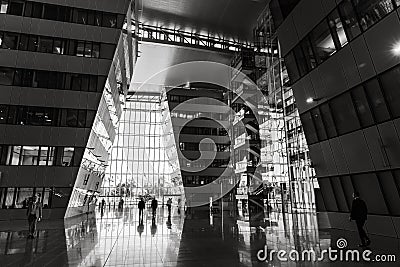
[0, 206, 399, 266]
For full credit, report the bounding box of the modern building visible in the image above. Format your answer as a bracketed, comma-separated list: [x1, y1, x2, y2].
[272, 0, 400, 238]
[0, 0, 136, 220]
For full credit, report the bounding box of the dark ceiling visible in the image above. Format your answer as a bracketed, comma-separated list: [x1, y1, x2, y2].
[137, 0, 269, 42]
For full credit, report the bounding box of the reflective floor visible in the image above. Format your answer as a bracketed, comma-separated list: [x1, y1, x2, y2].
[0, 206, 399, 266]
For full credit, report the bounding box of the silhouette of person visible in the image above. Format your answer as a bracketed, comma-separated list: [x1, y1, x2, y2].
[166, 215, 172, 229]
[151, 198, 158, 218]
[151, 218, 157, 236]
[138, 198, 145, 223]
[166, 198, 172, 216]
[350, 191, 371, 247]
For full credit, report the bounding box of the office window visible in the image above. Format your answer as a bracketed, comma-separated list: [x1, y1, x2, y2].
[0, 67, 14, 85]
[73, 8, 87, 24]
[62, 147, 74, 167]
[18, 34, 29, 50]
[0, 105, 7, 124]
[77, 110, 86, 127]
[309, 19, 336, 64]
[328, 9, 348, 48]
[338, 0, 361, 41]
[310, 108, 327, 141]
[293, 44, 309, 77]
[319, 103, 337, 138]
[102, 12, 117, 28]
[0, 0, 8, 13]
[2, 32, 18, 49]
[318, 178, 339, 211]
[330, 92, 360, 135]
[75, 41, 85, 57]
[376, 171, 400, 216]
[379, 66, 400, 118]
[92, 43, 100, 58]
[38, 37, 53, 53]
[53, 38, 65, 54]
[39, 146, 49, 166]
[300, 112, 318, 144]
[100, 43, 116, 59]
[14, 188, 34, 208]
[70, 74, 82, 91]
[364, 78, 390, 123]
[300, 37, 317, 70]
[351, 86, 374, 127]
[4, 188, 16, 208]
[284, 51, 300, 82]
[7, 106, 17, 124]
[8, 0, 24, 16]
[20, 146, 39, 165]
[42, 188, 51, 208]
[352, 172, 389, 215]
[352, 0, 394, 31]
[8, 146, 21, 165]
[42, 4, 58, 20]
[330, 176, 349, 212]
[31, 2, 43, 18]
[27, 35, 38, 52]
[84, 42, 92, 58]
[66, 109, 78, 127]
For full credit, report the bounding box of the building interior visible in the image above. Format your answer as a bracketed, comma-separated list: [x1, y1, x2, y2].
[0, 0, 400, 266]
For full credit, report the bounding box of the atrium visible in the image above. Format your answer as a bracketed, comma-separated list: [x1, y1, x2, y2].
[0, 0, 400, 266]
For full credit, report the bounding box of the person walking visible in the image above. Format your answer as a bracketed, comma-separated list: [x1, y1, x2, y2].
[138, 198, 145, 222]
[26, 194, 42, 239]
[350, 191, 371, 247]
[166, 198, 172, 216]
[151, 198, 158, 218]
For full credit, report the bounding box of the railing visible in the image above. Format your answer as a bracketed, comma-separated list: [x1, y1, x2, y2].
[131, 22, 254, 52]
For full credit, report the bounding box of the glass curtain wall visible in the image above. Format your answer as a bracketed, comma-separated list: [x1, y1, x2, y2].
[102, 93, 179, 206]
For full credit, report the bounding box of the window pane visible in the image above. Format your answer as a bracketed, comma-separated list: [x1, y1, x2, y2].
[51, 188, 72, 208]
[284, 51, 299, 82]
[330, 92, 360, 135]
[15, 188, 34, 208]
[39, 147, 49, 166]
[353, 0, 394, 31]
[364, 78, 390, 123]
[352, 172, 389, 215]
[300, 112, 318, 144]
[310, 108, 327, 141]
[379, 66, 400, 118]
[42, 188, 51, 208]
[338, 0, 361, 41]
[300, 37, 317, 70]
[328, 9, 348, 48]
[75, 41, 84, 57]
[47, 147, 55, 166]
[4, 188, 15, 208]
[74, 9, 87, 24]
[71, 74, 81, 91]
[92, 43, 100, 58]
[38, 37, 53, 53]
[42, 4, 58, 20]
[2, 32, 18, 49]
[31, 2, 43, 18]
[100, 43, 115, 59]
[66, 109, 78, 127]
[20, 146, 39, 165]
[0, 67, 14, 85]
[351, 85, 374, 127]
[9, 146, 21, 165]
[27, 35, 38, 52]
[84, 42, 92, 57]
[309, 20, 336, 63]
[376, 171, 400, 216]
[293, 44, 309, 76]
[0, 105, 7, 124]
[18, 34, 29, 50]
[102, 12, 117, 28]
[62, 147, 74, 166]
[319, 103, 337, 138]
[8, 0, 24, 16]
[0, 0, 8, 14]
[53, 39, 65, 54]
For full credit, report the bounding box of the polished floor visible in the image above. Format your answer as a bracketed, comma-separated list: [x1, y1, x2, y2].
[0, 206, 399, 266]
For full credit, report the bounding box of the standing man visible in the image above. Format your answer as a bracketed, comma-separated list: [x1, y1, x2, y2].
[350, 191, 371, 247]
[26, 194, 42, 239]
[166, 198, 172, 216]
[151, 197, 158, 218]
[138, 198, 145, 222]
